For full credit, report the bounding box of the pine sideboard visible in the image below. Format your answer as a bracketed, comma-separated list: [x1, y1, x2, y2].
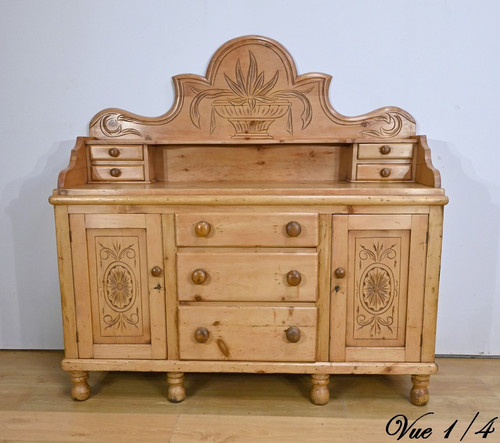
[50, 35, 447, 406]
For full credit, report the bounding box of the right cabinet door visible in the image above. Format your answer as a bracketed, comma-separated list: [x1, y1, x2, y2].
[331, 214, 428, 362]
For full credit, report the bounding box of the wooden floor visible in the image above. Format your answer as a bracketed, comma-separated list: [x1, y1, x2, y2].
[0, 351, 498, 442]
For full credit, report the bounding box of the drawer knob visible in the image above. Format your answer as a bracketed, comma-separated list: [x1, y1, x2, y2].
[195, 221, 211, 237]
[285, 326, 301, 343]
[108, 147, 120, 157]
[194, 327, 210, 343]
[334, 268, 346, 279]
[109, 168, 122, 178]
[286, 270, 302, 286]
[191, 268, 208, 285]
[380, 145, 391, 155]
[380, 168, 391, 178]
[285, 221, 302, 237]
[151, 266, 162, 277]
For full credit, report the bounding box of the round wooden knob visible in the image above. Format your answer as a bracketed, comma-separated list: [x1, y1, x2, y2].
[195, 221, 211, 237]
[286, 270, 302, 286]
[151, 266, 162, 277]
[285, 326, 301, 343]
[285, 221, 302, 237]
[108, 147, 120, 158]
[380, 145, 391, 155]
[110, 168, 122, 178]
[191, 269, 208, 285]
[194, 327, 209, 343]
[334, 268, 346, 279]
[380, 168, 391, 178]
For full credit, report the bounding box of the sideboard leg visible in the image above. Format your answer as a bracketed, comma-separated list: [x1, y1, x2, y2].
[71, 371, 90, 401]
[167, 372, 186, 403]
[410, 374, 430, 406]
[311, 374, 330, 405]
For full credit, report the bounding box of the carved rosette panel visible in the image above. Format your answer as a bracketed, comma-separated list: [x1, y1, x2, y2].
[95, 237, 145, 337]
[353, 238, 402, 340]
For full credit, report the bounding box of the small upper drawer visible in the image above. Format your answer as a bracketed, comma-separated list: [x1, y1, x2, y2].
[358, 143, 413, 160]
[89, 145, 144, 161]
[175, 213, 318, 247]
[178, 305, 317, 361]
[90, 165, 145, 182]
[356, 163, 412, 181]
[177, 249, 318, 302]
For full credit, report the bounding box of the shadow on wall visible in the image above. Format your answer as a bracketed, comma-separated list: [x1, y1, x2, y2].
[3, 140, 75, 349]
[430, 139, 500, 356]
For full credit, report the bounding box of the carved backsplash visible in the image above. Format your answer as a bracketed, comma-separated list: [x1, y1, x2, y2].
[89, 35, 416, 141]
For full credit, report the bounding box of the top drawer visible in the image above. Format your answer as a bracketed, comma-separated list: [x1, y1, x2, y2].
[176, 213, 318, 247]
[357, 143, 413, 160]
[89, 145, 144, 161]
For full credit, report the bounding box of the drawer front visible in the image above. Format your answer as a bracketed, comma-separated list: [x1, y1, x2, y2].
[178, 306, 317, 361]
[356, 163, 412, 181]
[177, 249, 318, 302]
[175, 213, 318, 247]
[89, 145, 144, 161]
[91, 165, 145, 182]
[358, 143, 413, 160]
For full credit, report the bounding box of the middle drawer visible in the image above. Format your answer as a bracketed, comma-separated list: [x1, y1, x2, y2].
[177, 248, 318, 302]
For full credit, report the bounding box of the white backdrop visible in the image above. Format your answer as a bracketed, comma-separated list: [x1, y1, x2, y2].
[1, 0, 499, 355]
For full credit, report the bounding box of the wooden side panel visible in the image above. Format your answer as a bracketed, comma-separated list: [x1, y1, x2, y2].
[176, 249, 318, 302]
[178, 306, 317, 362]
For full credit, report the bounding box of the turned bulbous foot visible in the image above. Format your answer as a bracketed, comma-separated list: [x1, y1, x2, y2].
[410, 374, 430, 406]
[311, 374, 330, 405]
[71, 371, 90, 401]
[167, 372, 186, 403]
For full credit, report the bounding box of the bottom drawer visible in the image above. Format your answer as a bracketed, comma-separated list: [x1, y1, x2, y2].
[178, 305, 317, 361]
[356, 163, 412, 181]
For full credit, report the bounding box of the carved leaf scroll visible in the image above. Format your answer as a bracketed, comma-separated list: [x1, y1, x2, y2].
[88, 35, 416, 141]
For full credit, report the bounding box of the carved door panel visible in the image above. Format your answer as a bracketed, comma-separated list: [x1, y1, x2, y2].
[70, 214, 166, 359]
[331, 215, 428, 362]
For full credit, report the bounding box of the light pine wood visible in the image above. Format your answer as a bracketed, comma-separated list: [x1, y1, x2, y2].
[175, 212, 318, 247]
[88, 144, 144, 161]
[53, 205, 78, 358]
[177, 248, 318, 302]
[178, 305, 318, 361]
[357, 143, 414, 159]
[50, 35, 447, 406]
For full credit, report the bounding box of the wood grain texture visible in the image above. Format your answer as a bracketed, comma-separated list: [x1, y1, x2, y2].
[88, 36, 416, 142]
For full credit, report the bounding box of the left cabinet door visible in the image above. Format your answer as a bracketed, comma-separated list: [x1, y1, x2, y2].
[70, 214, 166, 359]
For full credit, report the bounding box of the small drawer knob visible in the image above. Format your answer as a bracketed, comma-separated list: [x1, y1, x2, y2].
[286, 270, 302, 286]
[108, 147, 120, 157]
[285, 221, 302, 237]
[380, 145, 391, 155]
[151, 266, 162, 277]
[285, 326, 301, 343]
[334, 268, 346, 279]
[380, 168, 391, 178]
[109, 168, 122, 178]
[191, 269, 208, 285]
[195, 221, 211, 237]
[194, 327, 210, 343]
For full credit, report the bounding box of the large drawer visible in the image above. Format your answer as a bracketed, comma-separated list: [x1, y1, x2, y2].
[175, 213, 318, 247]
[178, 305, 317, 361]
[177, 248, 318, 302]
